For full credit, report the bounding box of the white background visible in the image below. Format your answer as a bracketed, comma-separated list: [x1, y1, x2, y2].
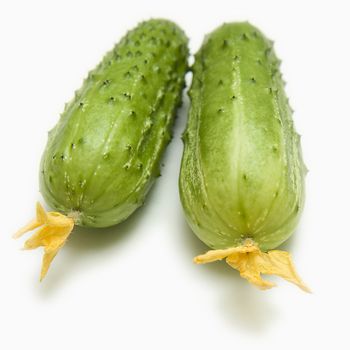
[0, 0, 349, 349]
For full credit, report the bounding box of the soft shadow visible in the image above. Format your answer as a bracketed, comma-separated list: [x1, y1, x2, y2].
[36, 185, 158, 296]
[180, 218, 279, 332]
[218, 280, 278, 333]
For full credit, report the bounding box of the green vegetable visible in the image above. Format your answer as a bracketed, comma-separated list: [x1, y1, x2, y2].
[179, 22, 308, 291]
[15, 19, 189, 280]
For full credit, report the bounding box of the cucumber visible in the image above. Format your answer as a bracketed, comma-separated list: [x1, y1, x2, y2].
[15, 19, 189, 280]
[179, 22, 308, 291]
[43, 19, 188, 227]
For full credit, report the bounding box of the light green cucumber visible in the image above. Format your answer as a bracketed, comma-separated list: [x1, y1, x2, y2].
[179, 22, 307, 290]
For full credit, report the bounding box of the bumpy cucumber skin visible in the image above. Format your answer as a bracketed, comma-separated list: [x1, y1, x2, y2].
[179, 22, 306, 252]
[40, 19, 188, 227]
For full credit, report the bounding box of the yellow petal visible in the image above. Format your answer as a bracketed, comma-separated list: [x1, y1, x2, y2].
[36, 202, 48, 224]
[13, 202, 48, 238]
[41, 249, 59, 281]
[193, 239, 257, 264]
[194, 247, 244, 263]
[13, 219, 42, 239]
[258, 250, 311, 292]
[194, 239, 310, 292]
[14, 203, 75, 280]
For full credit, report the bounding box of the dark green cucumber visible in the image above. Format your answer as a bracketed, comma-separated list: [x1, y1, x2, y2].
[41, 19, 188, 227]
